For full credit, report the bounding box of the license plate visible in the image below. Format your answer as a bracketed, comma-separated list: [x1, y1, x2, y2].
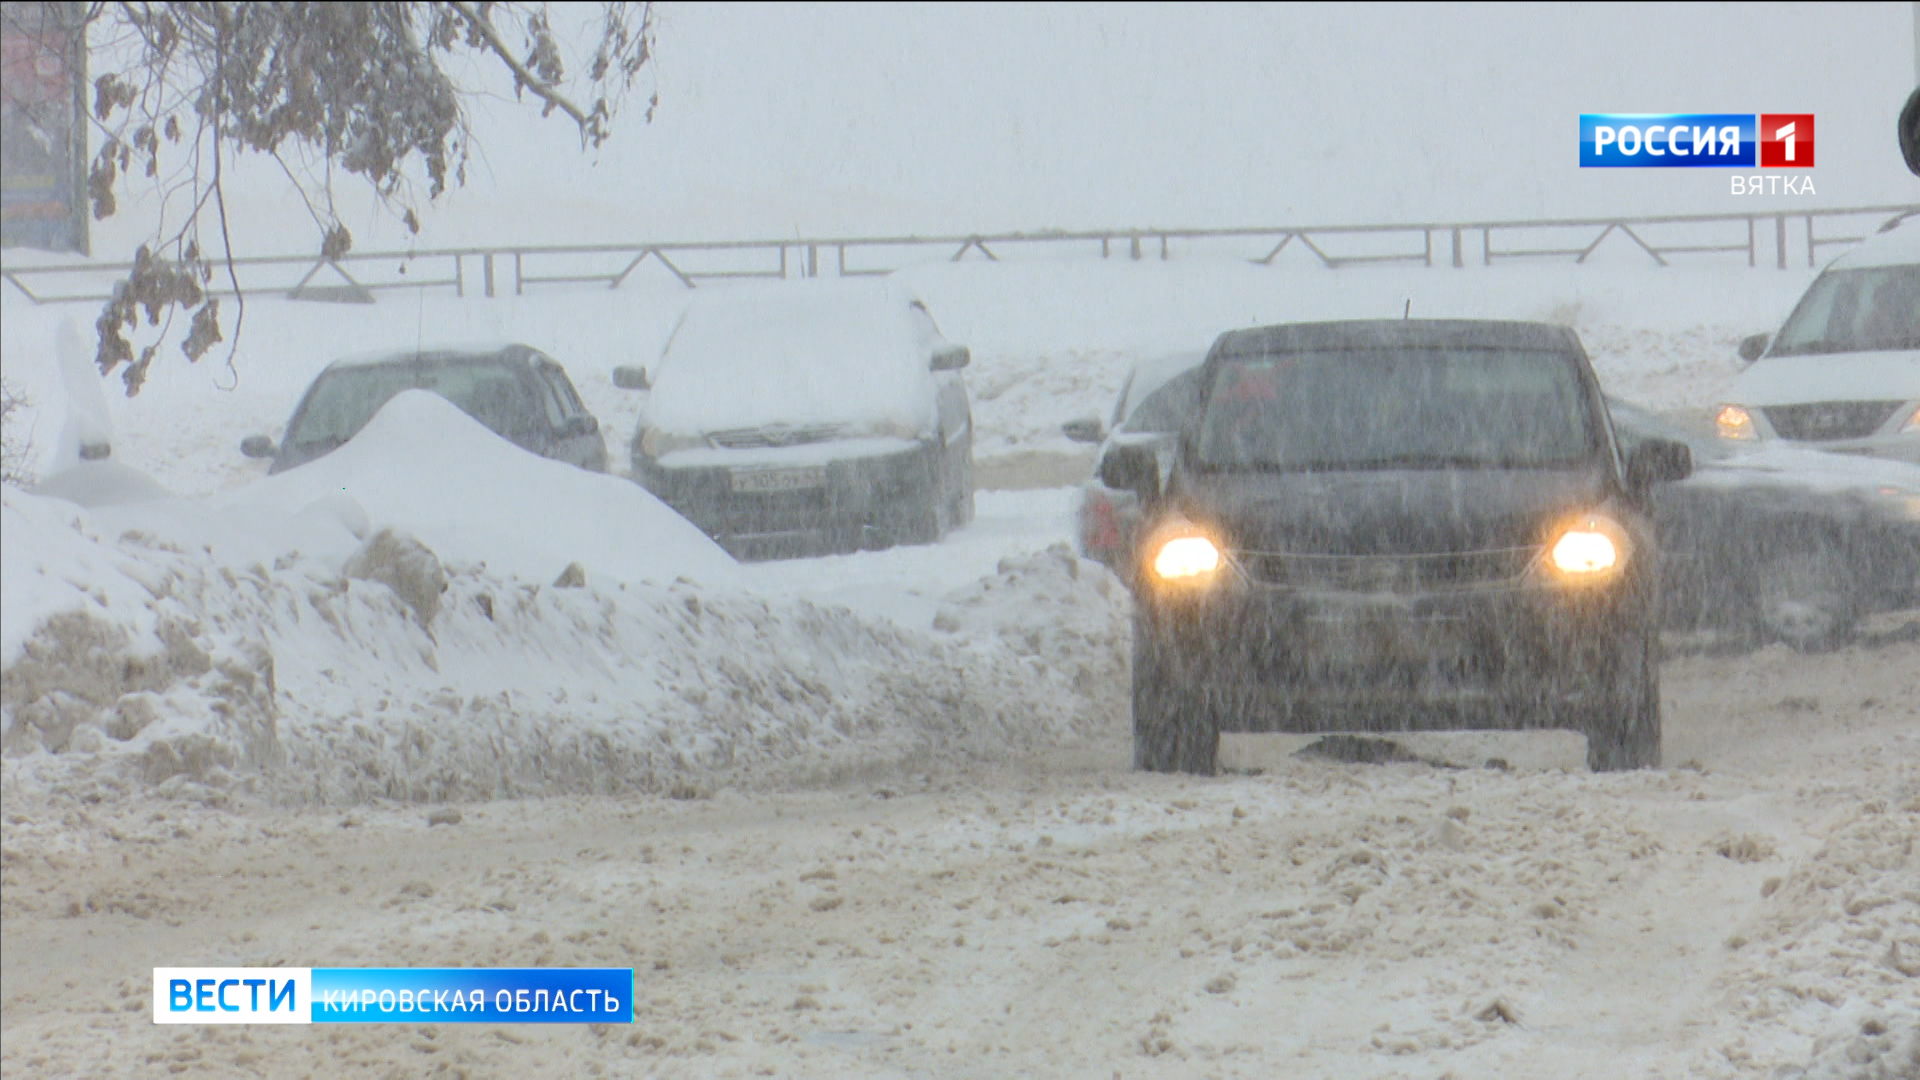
[1307, 606, 1468, 669]
[731, 466, 826, 493]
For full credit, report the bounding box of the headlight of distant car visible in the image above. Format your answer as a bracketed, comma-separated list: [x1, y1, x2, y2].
[638, 428, 706, 458]
[1142, 518, 1229, 589]
[1877, 485, 1920, 522]
[1715, 405, 1758, 441]
[1542, 514, 1631, 585]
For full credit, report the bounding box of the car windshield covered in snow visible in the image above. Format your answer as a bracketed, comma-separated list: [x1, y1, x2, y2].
[644, 283, 938, 438]
[1194, 346, 1596, 471]
[284, 353, 540, 453]
[1768, 265, 1920, 356]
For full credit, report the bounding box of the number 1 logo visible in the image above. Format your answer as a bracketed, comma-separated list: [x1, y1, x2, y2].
[1759, 114, 1815, 168]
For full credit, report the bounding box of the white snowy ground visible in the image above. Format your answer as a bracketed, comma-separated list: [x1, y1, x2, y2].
[2, 256, 1917, 1077]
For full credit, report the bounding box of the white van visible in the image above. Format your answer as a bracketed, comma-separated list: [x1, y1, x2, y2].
[1718, 216, 1920, 463]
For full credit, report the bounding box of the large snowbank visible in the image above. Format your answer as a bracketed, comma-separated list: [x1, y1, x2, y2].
[1, 405, 1129, 805]
[226, 389, 739, 589]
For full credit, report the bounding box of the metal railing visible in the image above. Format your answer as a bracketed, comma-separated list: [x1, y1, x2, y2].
[4, 205, 1912, 305]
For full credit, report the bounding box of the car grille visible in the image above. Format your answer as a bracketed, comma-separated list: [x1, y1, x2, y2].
[1763, 401, 1905, 442]
[1235, 547, 1540, 592]
[717, 488, 830, 532]
[708, 424, 847, 449]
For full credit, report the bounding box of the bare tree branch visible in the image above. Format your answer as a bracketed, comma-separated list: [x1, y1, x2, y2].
[68, 1, 659, 395]
[442, 0, 591, 138]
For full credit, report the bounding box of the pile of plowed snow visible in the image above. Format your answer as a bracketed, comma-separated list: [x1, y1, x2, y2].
[2, 394, 1121, 806]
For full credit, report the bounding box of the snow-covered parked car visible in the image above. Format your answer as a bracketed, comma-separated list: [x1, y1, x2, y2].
[619, 280, 974, 559]
[242, 344, 609, 474]
[1718, 214, 1920, 462]
[1609, 399, 1920, 649]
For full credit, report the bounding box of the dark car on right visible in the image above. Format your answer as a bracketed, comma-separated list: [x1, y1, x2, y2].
[1608, 399, 1920, 649]
[1113, 320, 1693, 775]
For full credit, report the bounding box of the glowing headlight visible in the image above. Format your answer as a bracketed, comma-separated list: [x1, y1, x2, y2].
[1716, 405, 1757, 441]
[1551, 530, 1617, 574]
[1153, 535, 1222, 581]
[1546, 515, 1629, 582]
[1902, 404, 1920, 432]
[639, 428, 706, 458]
[1141, 517, 1227, 587]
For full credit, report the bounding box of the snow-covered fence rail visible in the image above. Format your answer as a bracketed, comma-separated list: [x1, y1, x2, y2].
[4, 205, 1914, 305]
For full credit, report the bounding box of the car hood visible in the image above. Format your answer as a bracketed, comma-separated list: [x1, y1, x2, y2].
[1172, 466, 1614, 554]
[1730, 349, 1920, 407]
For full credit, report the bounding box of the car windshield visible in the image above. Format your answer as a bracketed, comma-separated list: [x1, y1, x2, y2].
[1769, 265, 1920, 356]
[1122, 368, 1201, 434]
[284, 358, 535, 450]
[1195, 347, 1595, 471]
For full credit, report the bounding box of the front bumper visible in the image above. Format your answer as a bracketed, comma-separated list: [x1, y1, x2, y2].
[637, 442, 936, 558]
[1137, 573, 1648, 735]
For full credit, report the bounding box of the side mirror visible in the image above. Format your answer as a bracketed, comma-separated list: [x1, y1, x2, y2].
[931, 344, 971, 372]
[1061, 417, 1106, 444]
[612, 366, 651, 391]
[1736, 333, 1770, 363]
[240, 435, 276, 459]
[562, 414, 601, 438]
[1099, 443, 1161, 502]
[1626, 436, 1692, 492]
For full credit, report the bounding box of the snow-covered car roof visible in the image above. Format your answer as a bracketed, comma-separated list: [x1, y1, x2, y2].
[1828, 216, 1920, 270]
[643, 279, 940, 436]
[322, 341, 535, 370]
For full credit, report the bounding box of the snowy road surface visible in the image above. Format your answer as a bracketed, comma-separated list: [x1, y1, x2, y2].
[3, 631, 1915, 1078]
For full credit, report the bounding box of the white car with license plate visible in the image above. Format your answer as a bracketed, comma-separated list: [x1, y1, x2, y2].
[619, 280, 974, 559]
[1718, 214, 1920, 462]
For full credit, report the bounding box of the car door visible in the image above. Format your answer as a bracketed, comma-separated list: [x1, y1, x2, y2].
[533, 356, 608, 471]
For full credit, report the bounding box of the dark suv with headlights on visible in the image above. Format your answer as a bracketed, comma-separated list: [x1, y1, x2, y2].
[1111, 320, 1693, 775]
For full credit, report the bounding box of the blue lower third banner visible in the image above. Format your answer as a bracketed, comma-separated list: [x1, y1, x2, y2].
[153, 968, 633, 1024]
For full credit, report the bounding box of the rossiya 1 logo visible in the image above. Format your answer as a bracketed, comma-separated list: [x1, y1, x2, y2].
[1579, 113, 1815, 194]
[1756, 113, 1814, 167]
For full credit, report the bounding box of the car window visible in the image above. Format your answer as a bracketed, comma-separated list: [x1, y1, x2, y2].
[1122, 369, 1201, 434]
[1196, 347, 1595, 470]
[533, 363, 576, 427]
[546, 367, 587, 415]
[1770, 265, 1920, 356]
[285, 359, 537, 450]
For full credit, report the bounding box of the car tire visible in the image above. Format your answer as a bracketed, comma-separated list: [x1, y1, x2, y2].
[1753, 552, 1859, 652]
[1586, 631, 1661, 772]
[1131, 626, 1218, 774]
